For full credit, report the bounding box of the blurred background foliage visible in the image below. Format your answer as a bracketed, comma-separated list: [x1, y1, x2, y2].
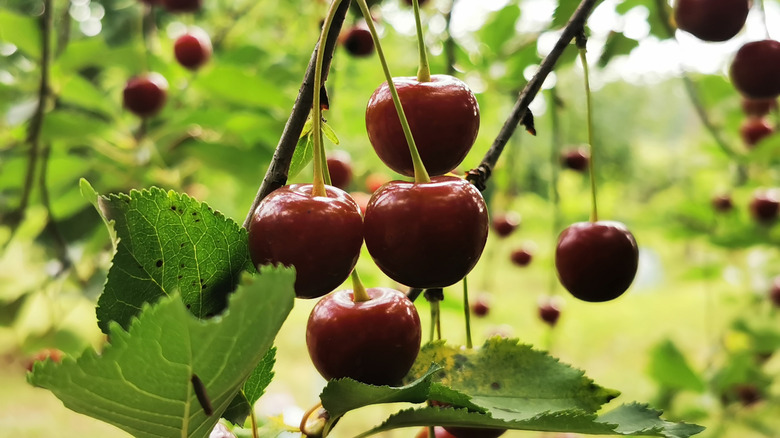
[1, 0, 779, 436]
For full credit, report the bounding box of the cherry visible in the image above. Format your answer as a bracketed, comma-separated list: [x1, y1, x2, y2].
[560, 146, 590, 172]
[365, 172, 390, 193]
[123, 73, 168, 118]
[538, 297, 562, 327]
[555, 221, 639, 303]
[306, 288, 421, 386]
[25, 348, 64, 372]
[740, 118, 774, 147]
[711, 194, 734, 213]
[742, 97, 778, 117]
[247, 184, 363, 299]
[364, 176, 488, 288]
[342, 25, 374, 57]
[510, 247, 533, 267]
[730, 39, 780, 99]
[749, 190, 780, 224]
[162, 0, 201, 13]
[327, 151, 353, 190]
[769, 277, 780, 307]
[674, 0, 749, 42]
[443, 427, 506, 438]
[733, 384, 762, 406]
[415, 427, 457, 438]
[365, 75, 480, 177]
[470, 294, 491, 317]
[174, 28, 212, 70]
[491, 212, 520, 238]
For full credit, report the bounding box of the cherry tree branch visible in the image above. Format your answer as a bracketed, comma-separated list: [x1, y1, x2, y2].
[243, 0, 351, 228]
[466, 0, 601, 190]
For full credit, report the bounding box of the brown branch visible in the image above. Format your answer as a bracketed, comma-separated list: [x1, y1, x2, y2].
[243, 0, 351, 228]
[466, 0, 601, 190]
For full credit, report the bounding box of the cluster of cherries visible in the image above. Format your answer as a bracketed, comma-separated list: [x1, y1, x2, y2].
[123, 0, 213, 119]
[675, 0, 779, 148]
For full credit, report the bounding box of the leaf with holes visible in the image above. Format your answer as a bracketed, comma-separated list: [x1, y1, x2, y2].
[28, 266, 295, 438]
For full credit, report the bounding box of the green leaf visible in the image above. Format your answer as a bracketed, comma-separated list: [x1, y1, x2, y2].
[321, 121, 340, 146]
[29, 266, 297, 438]
[244, 346, 276, 406]
[356, 403, 704, 437]
[288, 133, 313, 179]
[0, 10, 40, 58]
[478, 4, 521, 56]
[41, 110, 113, 142]
[197, 65, 288, 108]
[57, 74, 118, 117]
[406, 338, 620, 420]
[91, 186, 254, 333]
[553, 0, 581, 28]
[222, 392, 252, 426]
[615, 0, 668, 39]
[731, 318, 780, 354]
[598, 32, 639, 67]
[647, 340, 706, 392]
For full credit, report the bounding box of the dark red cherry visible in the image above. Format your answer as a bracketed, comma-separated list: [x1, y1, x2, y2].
[247, 184, 363, 299]
[674, 0, 749, 42]
[306, 288, 421, 386]
[538, 297, 562, 327]
[749, 190, 780, 224]
[470, 294, 491, 317]
[740, 118, 774, 147]
[174, 28, 212, 70]
[770, 277, 780, 307]
[742, 97, 778, 117]
[123, 73, 168, 118]
[491, 212, 520, 238]
[560, 147, 590, 172]
[162, 0, 201, 13]
[327, 151, 353, 190]
[555, 221, 639, 302]
[711, 194, 734, 212]
[730, 40, 780, 99]
[510, 247, 533, 267]
[342, 25, 374, 57]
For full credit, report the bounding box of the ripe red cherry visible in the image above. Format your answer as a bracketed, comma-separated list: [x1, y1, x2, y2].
[742, 97, 778, 117]
[174, 28, 212, 70]
[366, 75, 480, 177]
[711, 194, 734, 212]
[327, 151, 353, 190]
[470, 294, 491, 317]
[342, 25, 374, 57]
[123, 73, 168, 118]
[510, 247, 533, 267]
[749, 190, 780, 224]
[730, 40, 780, 99]
[248, 184, 363, 299]
[674, 0, 749, 42]
[491, 212, 520, 238]
[770, 277, 780, 307]
[415, 427, 457, 438]
[306, 288, 421, 386]
[162, 0, 201, 13]
[560, 146, 590, 172]
[364, 176, 488, 288]
[555, 221, 639, 302]
[740, 118, 774, 147]
[538, 297, 562, 327]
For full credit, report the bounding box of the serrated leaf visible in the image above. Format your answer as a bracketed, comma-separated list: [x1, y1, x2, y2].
[356, 403, 704, 437]
[223, 392, 252, 426]
[29, 267, 296, 438]
[244, 346, 276, 405]
[647, 339, 706, 392]
[288, 133, 313, 179]
[322, 121, 340, 146]
[406, 338, 619, 420]
[80, 179, 117, 247]
[92, 186, 254, 333]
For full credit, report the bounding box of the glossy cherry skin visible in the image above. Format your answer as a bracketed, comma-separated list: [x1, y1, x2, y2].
[327, 151, 353, 190]
[162, 0, 201, 12]
[740, 118, 774, 147]
[342, 25, 374, 57]
[366, 75, 480, 177]
[510, 248, 533, 267]
[306, 288, 421, 386]
[174, 28, 212, 70]
[674, 0, 748, 42]
[711, 194, 734, 212]
[491, 212, 520, 238]
[560, 147, 590, 172]
[364, 176, 488, 288]
[742, 97, 778, 117]
[555, 221, 638, 303]
[123, 73, 168, 118]
[730, 40, 780, 99]
[749, 190, 780, 224]
[248, 184, 363, 299]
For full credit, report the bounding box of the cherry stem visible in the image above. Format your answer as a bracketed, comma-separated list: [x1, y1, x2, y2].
[548, 88, 562, 296]
[577, 35, 598, 223]
[312, 0, 343, 198]
[354, 0, 431, 184]
[351, 269, 371, 302]
[428, 426, 436, 438]
[463, 276, 473, 349]
[250, 406, 259, 438]
[412, 0, 431, 82]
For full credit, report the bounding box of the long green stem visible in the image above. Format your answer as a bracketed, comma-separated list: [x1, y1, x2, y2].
[463, 276, 473, 349]
[412, 0, 431, 82]
[578, 43, 598, 223]
[311, 0, 344, 197]
[351, 269, 370, 302]
[548, 87, 562, 295]
[355, 0, 431, 184]
[250, 407, 259, 438]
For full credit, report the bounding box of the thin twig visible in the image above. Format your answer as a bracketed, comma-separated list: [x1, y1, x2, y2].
[243, 0, 351, 228]
[466, 0, 601, 190]
[653, 0, 740, 160]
